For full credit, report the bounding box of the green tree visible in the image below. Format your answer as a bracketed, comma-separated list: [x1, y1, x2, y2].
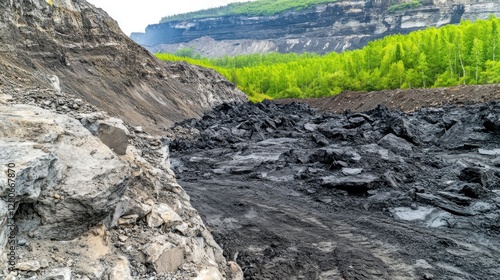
[174, 47, 195, 58]
[482, 60, 500, 83]
[472, 38, 484, 83]
[156, 16, 500, 100]
[416, 53, 429, 87]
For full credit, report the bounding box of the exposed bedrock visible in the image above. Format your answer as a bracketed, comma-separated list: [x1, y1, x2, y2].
[133, 0, 500, 57]
[0, 100, 242, 279]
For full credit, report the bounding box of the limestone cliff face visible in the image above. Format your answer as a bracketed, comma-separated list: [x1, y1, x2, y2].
[132, 0, 500, 57]
[0, 0, 247, 134]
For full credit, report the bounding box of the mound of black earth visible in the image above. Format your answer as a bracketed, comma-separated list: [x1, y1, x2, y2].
[168, 100, 500, 280]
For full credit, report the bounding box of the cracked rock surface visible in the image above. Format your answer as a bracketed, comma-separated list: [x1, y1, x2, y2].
[0, 94, 242, 279]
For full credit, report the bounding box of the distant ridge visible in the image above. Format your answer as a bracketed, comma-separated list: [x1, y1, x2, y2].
[160, 0, 336, 22]
[133, 0, 500, 57]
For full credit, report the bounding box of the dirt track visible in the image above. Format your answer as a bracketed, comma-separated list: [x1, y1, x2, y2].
[169, 88, 500, 280]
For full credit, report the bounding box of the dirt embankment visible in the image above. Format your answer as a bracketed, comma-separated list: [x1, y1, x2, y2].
[0, 0, 246, 134]
[278, 84, 500, 113]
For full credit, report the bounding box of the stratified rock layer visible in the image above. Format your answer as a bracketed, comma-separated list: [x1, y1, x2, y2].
[0, 0, 247, 134]
[133, 0, 500, 57]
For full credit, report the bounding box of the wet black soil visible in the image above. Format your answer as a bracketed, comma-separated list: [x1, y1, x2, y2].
[169, 101, 500, 280]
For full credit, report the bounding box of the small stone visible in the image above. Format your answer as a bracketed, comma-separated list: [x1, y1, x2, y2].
[42, 267, 72, 280]
[52, 256, 65, 263]
[423, 273, 434, 279]
[95, 122, 129, 155]
[319, 198, 332, 204]
[342, 168, 363, 175]
[108, 256, 133, 280]
[17, 239, 27, 246]
[304, 123, 317, 132]
[134, 126, 144, 133]
[415, 186, 425, 193]
[53, 194, 61, 199]
[153, 247, 185, 273]
[173, 223, 189, 235]
[118, 235, 129, 242]
[146, 204, 182, 228]
[227, 261, 244, 280]
[40, 259, 49, 268]
[15, 260, 41, 271]
[44, 132, 58, 143]
[118, 215, 139, 227]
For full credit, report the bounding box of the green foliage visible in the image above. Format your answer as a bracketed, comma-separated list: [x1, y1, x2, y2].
[388, 1, 422, 13]
[173, 47, 202, 59]
[161, 0, 337, 22]
[156, 17, 500, 100]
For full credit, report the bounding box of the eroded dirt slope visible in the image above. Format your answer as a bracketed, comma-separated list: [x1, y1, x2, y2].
[0, 0, 246, 134]
[168, 100, 500, 279]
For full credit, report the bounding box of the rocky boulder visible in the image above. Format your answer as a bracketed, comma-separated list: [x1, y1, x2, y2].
[0, 104, 129, 241]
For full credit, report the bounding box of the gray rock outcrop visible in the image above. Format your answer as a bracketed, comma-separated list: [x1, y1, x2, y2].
[0, 104, 129, 241]
[133, 0, 500, 57]
[0, 101, 242, 279]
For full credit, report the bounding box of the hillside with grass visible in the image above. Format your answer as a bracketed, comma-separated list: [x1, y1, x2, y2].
[156, 16, 500, 102]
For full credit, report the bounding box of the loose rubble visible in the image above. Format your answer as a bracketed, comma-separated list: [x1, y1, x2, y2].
[0, 90, 242, 279]
[169, 100, 500, 279]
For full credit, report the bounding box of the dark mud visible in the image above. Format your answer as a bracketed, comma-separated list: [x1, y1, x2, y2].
[169, 101, 500, 280]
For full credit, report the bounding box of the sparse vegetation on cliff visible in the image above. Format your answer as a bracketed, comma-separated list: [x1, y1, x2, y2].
[387, 0, 421, 13]
[157, 16, 500, 100]
[160, 0, 337, 23]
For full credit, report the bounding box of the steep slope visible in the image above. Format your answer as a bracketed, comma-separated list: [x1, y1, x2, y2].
[0, 0, 247, 134]
[132, 0, 500, 57]
[0, 0, 247, 279]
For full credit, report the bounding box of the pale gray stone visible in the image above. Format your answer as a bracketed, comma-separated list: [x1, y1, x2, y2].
[14, 260, 40, 271]
[0, 105, 130, 240]
[42, 267, 71, 280]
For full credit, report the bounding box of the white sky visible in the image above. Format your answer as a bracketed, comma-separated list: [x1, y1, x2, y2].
[86, 0, 254, 36]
